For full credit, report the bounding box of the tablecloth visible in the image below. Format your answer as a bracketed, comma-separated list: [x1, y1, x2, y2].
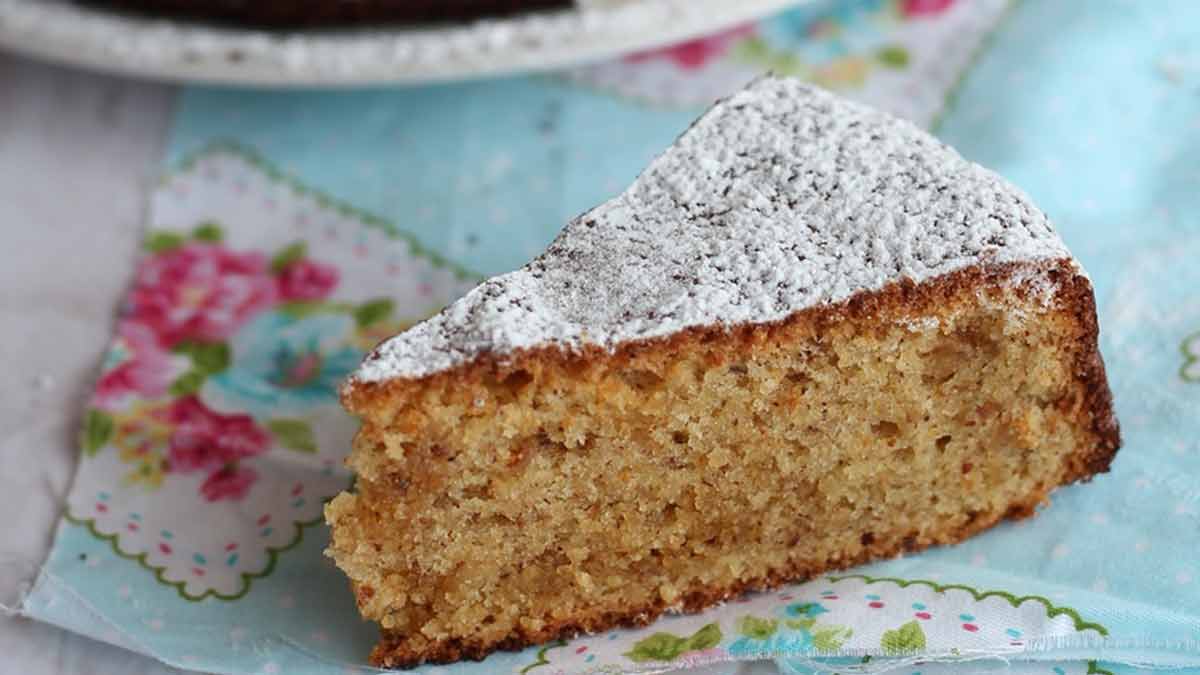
[13, 1, 1200, 673]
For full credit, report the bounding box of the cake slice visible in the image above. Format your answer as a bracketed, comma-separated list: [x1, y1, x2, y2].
[326, 76, 1120, 668]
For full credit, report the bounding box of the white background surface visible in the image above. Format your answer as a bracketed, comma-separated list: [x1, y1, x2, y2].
[0, 52, 185, 675]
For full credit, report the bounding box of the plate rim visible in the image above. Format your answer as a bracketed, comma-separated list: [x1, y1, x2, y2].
[0, 0, 806, 87]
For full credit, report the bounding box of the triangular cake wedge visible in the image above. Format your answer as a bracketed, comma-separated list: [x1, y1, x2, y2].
[327, 76, 1120, 668]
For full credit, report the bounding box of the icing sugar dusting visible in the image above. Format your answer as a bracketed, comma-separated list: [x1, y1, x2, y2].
[354, 77, 1071, 383]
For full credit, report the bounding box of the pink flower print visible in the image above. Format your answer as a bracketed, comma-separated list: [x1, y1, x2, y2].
[806, 19, 837, 39]
[276, 258, 339, 302]
[200, 464, 259, 502]
[901, 0, 955, 16]
[94, 320, 175, 408]
[129, 243, 277, 347]
[626, 24, 756, 70]
[166, 395, 271, 473]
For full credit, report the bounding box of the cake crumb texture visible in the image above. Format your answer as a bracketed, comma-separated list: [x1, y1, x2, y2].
[327, 261, 1119, 668]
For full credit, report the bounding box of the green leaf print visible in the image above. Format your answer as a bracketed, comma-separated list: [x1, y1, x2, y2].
[191, 222, 224, 242]
[518, 639, 565, 673]
[685, 622, 722, 651]
[731, 36, 808, 77]
[168, 370, 206, 396]
[737, 615, 779, 640]
[144, 231, 185, 254]
[626, 632, 688, 662]
[1181, 331, 1200, 382]
[192, 342, 231, 374]
[267, 418, 318, 454]
[81, 409, 114, 456]
[278, 300, 335, 320]
[174, 340, 231, 375]
[881, 620, 926, 655]
[812, 625, 853, 652]
[625, 623, 722, 662]
[270, 241, 308, 273]
[875, 45, 910, 68]
[785, 617, 816, 631]
[733, 36, 772, 61]
[354, 298, 395, 328]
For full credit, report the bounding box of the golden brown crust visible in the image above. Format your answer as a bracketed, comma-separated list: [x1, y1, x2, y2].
[1052, 268, 1122, 479]
[345, 259, 1120, 457]
[347, 259, 1121, 669]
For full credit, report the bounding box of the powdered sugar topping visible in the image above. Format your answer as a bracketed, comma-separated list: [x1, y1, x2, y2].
[354, 77, 1071, 383]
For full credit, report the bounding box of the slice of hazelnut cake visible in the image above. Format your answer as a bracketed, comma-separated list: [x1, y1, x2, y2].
[326, 76, 1120, 668]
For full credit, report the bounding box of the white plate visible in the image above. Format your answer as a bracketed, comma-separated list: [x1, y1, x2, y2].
[0, 0, 804, 86]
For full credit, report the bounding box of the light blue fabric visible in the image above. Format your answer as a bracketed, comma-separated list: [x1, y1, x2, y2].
[167, 76, 696, 278]
[160, 0, 914, 279]
[885, 0, 1200, 617]
[22, 1, 1200, 674]
[204, 312, 362, 418]
[835, 0, 1200, 667]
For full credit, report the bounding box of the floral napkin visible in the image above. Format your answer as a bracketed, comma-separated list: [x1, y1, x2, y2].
[19, 0, 1200, 674]
[66, 146, 476, 602]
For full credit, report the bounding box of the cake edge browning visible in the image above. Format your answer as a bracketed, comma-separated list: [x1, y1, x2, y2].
[342, 258, 1121, 469]
[340, 258, 1121, 669]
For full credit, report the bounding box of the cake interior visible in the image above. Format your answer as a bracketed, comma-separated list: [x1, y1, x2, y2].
[326, 262, 1114, 667]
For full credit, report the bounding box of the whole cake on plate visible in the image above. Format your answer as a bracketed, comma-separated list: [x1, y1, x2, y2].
[326, 76, 1120, 668]
[91, 0, 569, 26]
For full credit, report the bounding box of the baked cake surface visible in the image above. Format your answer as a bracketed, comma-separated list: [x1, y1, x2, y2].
[355, 78, 1070, 381]
[328, 77, 1120, 668]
